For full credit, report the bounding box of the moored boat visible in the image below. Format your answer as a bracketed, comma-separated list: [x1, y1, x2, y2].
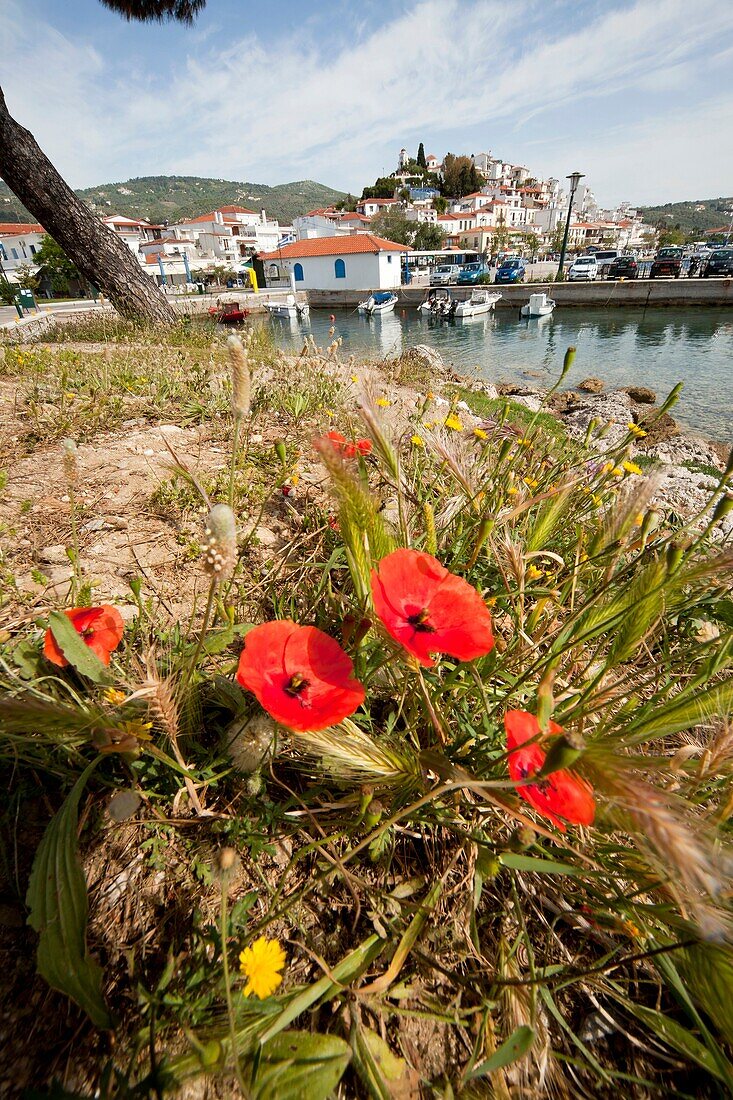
[520, 292, 555, 319]
[454, 289, 502, 318]
[209, 301, 250, 324]
[265, 294, 309, 320]
[358, 291, 398, 315]
[418, 287, 456, 318]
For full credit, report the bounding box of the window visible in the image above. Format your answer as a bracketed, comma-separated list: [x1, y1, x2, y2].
[11, 248, 18, 260]
[30, 244, 36, 254]
[334, 258, 346, 279]
[293, 262, 304, 281]
[387, 255, 392, 263]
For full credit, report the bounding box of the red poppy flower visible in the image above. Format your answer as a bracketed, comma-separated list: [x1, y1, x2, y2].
[318, 431, 372, 460]
[370, 548, 494, 667]
[504, 710, 595, 831]
[43, 605, 125, 668]
[236, 620, 365, 732]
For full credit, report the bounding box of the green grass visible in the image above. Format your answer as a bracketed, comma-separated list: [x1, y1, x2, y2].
[1, 333, 733, 1098]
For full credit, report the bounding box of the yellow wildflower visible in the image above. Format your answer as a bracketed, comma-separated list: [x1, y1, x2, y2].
[411, 434, 424, 447]
[523, 477, 539, 489]
[444, 414, 463, 431]
[423, 421, 434, 430]
[289, 471, 300, 487]
[526, 564, 545, 581]
[635, 512, 645, 527]
[323, 409, 334, 418]
[592, 494, 602, 506]
[122, 719, 153, 742]
[473, 427, 488, 441]
[627, 422, 647, 438]
[350, 374, 359, 384]
[507, 486, 519, 496]
[426, 391, 435, 400]
[239, 936, 286, 999]
[65, 392, 77, 400]
[612, 466, 624, 477]
[376, 397, 391, 408]
[104, 687, 127, 706]
[623, 460, 642, 476]
[518, 437, 531, 447]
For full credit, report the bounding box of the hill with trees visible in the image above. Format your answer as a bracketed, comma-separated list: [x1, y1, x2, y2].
[640, 195, 733, 235]
[0, 174, 346, 227]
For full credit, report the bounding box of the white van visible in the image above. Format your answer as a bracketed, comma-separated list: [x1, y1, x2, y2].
[430, 264, 461, 286]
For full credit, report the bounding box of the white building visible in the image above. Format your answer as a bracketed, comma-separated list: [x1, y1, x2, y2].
[259, 234, 410, 292]
[102, 214, 161, 255]
[172, 205, 287, 265]
[0, 222, 45, 276]
[356, 198, 400, 218]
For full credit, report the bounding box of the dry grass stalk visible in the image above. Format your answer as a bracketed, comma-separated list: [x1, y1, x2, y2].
[227, 334, 250, 418]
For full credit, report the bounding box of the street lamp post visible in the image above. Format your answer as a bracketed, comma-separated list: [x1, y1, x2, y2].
[556, 171, 584, 281]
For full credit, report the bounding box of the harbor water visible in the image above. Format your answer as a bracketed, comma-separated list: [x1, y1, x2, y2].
[264, 306, 733, 442]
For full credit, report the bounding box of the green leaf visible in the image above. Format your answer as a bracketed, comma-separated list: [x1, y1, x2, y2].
[500, 853, 582, 876]
[465, 1025, 535, 1080]
[623, 679, 733, 744]
[47, 611, 110, 684]
[251, 1031, 350, 1100]
[623, 1003, 731, 1084]
[26, 759, 112, 1029]
[351, 1024, 419, 1099]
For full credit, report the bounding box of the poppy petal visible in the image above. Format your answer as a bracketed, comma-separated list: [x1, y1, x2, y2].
[504, 710, 595, 830]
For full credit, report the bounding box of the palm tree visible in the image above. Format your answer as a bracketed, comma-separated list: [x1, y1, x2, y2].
[99, 1, 205, 21]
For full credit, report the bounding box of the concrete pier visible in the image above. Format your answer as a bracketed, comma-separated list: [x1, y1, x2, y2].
[307, 279, 733, 310]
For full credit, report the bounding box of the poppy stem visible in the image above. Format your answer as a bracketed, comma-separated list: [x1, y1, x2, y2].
[416, 666, 447, 745]
[68, 483, 81, 602]
[183, 576, 217, 692]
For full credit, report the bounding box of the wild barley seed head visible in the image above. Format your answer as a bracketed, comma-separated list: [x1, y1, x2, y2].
[203, 503, 237, 581]
[62, 438, 79, 485]
[227, 334, 250, 418]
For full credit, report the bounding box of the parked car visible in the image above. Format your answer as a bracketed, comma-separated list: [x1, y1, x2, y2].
[457, 261, 491, 285]
[608, 254, 639, 279]
[567, 256, 599, 281]
[593, 249, 621, 276]
[649, 247, 683, 278]
[495, 258, 526, 284]
[430, 264, 461, 286]
[703, 248, 733, 277]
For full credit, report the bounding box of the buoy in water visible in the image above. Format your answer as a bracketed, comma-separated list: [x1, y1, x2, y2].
[329, 314, 335, 322]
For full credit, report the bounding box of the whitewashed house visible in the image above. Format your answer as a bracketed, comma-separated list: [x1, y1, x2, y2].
[172, 206, 287, 266]
[0, 222, 45, 276]
[258, 234, 410, 291]
[102, 215, 161, 255]
[356, 198, 400, 218]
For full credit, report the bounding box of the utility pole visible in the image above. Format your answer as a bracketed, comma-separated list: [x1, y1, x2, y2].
[556, 171, 584, 281]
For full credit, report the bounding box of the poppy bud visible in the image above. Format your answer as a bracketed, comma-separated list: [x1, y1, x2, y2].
[422, 501, 437, 556]
[509, 825, 536, 851]
[227, 334, 250, 418]
[665, 541, 685, 575]
[640, 509, 659, 542]
[712, 493, 733, 523]
[536, 668, 556, 732]
[364, 799, 384, 830]
[342, 613, 357, 646]
[274, 439, 287, 466]
[538, 729, 586, 776]
[560, 345, 576, 381]
[498, 438, 513, 463]
[63, 438, 79, 485]
[203, 503, 237, 581]
[659, 382, 684, 415]
[353, 616, 372, 647]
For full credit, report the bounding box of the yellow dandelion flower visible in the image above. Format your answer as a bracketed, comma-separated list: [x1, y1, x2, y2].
[423, 421, 434, 429]
[526, 564, 544, 581]
[350, 374, 359, 384]
[104, 687, 127, 706]
[289, 472, 300, 487]
[592, 494, 602, 506]
[518, 437, 531, 447]
[411, 434, 424, 447]
[623, 460, 642, 476]
[612, 466, 624, 477]
[602, 461, 614, 473]
[323, 409, 334, 418]
[122, 719, 153, 742]
[579, 551, 588, 562]
[376, 397, 391, 407]
[507, 486, 519, 496]
[426, 391, 435, 400]
[523, 476, 539, 489]
[473, 427, 488, 441]
[65, 392, 77, 400]
[444, 414, 463, 431]
[239, 936, 286, 999]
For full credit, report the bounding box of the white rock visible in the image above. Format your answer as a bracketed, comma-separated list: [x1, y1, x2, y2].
[255, 526, 279, 547]
[39, 544, 68, 565]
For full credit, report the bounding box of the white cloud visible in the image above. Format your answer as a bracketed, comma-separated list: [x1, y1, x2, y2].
[1, 0, 732, 207]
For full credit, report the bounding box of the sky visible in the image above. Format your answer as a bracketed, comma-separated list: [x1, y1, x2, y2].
[2, 0, 733, 208]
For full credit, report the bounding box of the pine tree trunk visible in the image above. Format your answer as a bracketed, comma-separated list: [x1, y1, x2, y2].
[0, 86, 177, 324]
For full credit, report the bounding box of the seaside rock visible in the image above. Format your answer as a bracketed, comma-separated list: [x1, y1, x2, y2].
[497, 383, 543, 397]
[624, 385, 657, 404]
[510, 394, 543, 413]
[646, 436, 723, 471]
[474, 380, 499, 400]
[561, 392, 633, 451]
[633, 412, 680, 448]
[578, 377, 605, 393]
[399, 345, 445, 375]
[548, 391, 581, 414]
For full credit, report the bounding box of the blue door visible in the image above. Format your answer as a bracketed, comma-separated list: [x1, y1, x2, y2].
[334, 258, 346, 279]
[293, 262, 304, 281]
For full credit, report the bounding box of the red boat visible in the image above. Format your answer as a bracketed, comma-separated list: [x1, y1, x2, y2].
[208, 302, 250, 324]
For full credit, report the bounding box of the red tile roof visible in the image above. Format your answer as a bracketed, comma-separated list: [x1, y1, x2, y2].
[258, 233, 411, 260]
[0, 222, 44, 235]
[219, 204, 258, 215]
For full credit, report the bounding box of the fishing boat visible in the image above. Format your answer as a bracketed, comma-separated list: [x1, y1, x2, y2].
[454, 289, 502, 318]
[417, 287, 456, 319]
[208, 301, 250, 324]
[264, 294, 309, 320]
[358, 291, 398, 316]
[520, 292, 555, 319]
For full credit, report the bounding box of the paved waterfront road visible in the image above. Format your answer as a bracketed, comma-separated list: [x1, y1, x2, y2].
[0, 298, 108, 328]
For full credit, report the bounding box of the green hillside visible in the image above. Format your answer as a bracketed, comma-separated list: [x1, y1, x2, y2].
[640, 195, 733, 234]
[0, 175, 346, 227]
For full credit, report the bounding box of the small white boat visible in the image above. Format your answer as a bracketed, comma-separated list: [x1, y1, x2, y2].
[358, 291, 398, 316]
[520, 292, 555, 319]
[265, 294, 309, 320]
[418, 287, 456, 318]
[455, 288, 502, 318]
